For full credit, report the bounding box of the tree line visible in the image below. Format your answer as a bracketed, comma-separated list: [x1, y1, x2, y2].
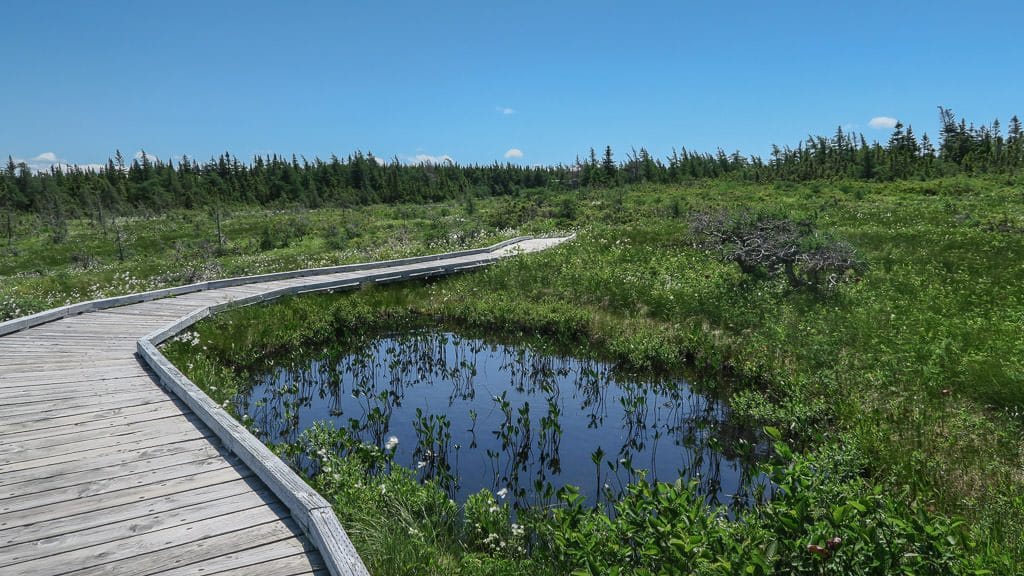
[2, 107, 1022, 226]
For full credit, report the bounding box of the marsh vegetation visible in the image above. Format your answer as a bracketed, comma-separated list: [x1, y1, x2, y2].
[4, 111, 1023, 572]
[150, 176, 1023, 574]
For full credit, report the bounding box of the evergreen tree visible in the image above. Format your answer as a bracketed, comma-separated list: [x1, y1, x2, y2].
[0, 178, 13, 248]
[1008, 115, 1023, 170]
[601, 146, 616, 183]
[1008, 115, 1023, 145]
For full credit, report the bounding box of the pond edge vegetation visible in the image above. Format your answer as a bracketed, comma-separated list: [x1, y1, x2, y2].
[134, 237, 566, 576]
[161, 201, 1023, 575]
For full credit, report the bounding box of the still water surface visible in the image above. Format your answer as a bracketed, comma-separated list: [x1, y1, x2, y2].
[237, 331, 767, 509]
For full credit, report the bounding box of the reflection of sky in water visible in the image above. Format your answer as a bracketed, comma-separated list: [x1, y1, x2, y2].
[237, 331, 769, 510]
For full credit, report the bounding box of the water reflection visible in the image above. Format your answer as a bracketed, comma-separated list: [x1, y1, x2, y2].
[237, 331, 769, 511]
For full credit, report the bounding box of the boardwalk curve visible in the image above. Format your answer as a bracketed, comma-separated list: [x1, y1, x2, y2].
[0, 235, 572, 576]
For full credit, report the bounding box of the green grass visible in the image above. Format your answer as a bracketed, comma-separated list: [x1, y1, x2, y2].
[0, 200, 569, 320]
[6, 178, 1024, 573]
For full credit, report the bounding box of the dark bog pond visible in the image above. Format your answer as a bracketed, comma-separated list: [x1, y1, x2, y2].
[236, 330, 769, 510]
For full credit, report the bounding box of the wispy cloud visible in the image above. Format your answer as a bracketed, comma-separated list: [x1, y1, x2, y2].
[503, 148, 524, 159]
[134, 150, 158, 162]
[409, 153, 454, 165]
[13, 151, 105, 173]
[868, 116, 898, 129]
[497, 106, 516, 115]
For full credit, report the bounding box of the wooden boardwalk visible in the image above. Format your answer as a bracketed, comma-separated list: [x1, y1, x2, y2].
[0, 237, 569, 576]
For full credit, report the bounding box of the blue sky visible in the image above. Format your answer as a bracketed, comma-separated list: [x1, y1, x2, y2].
[2, 1, 1022, 170]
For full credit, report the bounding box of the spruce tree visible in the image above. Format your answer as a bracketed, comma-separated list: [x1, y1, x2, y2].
[0, 178, 12, 248]
[601, 146, 616, 182]
[1007, 116, 1023, 170]
[1008, 115, 1023, 144]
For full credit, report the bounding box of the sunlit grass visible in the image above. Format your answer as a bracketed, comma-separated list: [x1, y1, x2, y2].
[7, 177, 1024, 572]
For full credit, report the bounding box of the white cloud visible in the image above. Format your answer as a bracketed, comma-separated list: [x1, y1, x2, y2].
[11, 152, 104, 173]
[868, 116, 898, 129]
[409, 153, 454, 165]
[497, 106, 516, 115]
[134, 150, 164, 163]
[503, 148, 524, 159]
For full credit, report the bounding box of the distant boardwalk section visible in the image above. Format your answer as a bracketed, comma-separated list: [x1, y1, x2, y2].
[0, 236, 571, 576]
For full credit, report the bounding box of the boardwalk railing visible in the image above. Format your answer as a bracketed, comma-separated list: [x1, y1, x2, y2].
[0, 235, 532, 338]
[1, 235, 570, 576]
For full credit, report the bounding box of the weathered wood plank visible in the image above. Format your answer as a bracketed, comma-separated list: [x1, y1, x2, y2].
[0, 378, 155, 399]
[11, 317, 166, 328]
[0, 408, 193, 449]
[91, 305, 204, 317]
[0, 377, 157, 399]
[0, 338, 136, 347]
[0, 365, 151, 384]
[0, 427, 216, 476]
[154, 541, 325, 576]
[0, 400, 178, 440]
[0, 356, 130, 368]
[66, 522, 311, 576]
[0, 437, 217, 488]
[0, 368, 155, 388]
[0, 414, 206, 465]
[0, 332, 140, 340]
[0, 477, 263, 548]
[0, 362, 145, 380]
[0, 389, 168, 420]
[0, 346, 135, 356]
[0, 466, 252, 531]
[0, 341, 129, 350]
[0, 489, 282, 568]
[0, 443, 221, 501]
[0, 391, 171, 425]
[0, 455, 236, 516]
[8, 505, 293, 575]
[0, 380, 159, 406]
